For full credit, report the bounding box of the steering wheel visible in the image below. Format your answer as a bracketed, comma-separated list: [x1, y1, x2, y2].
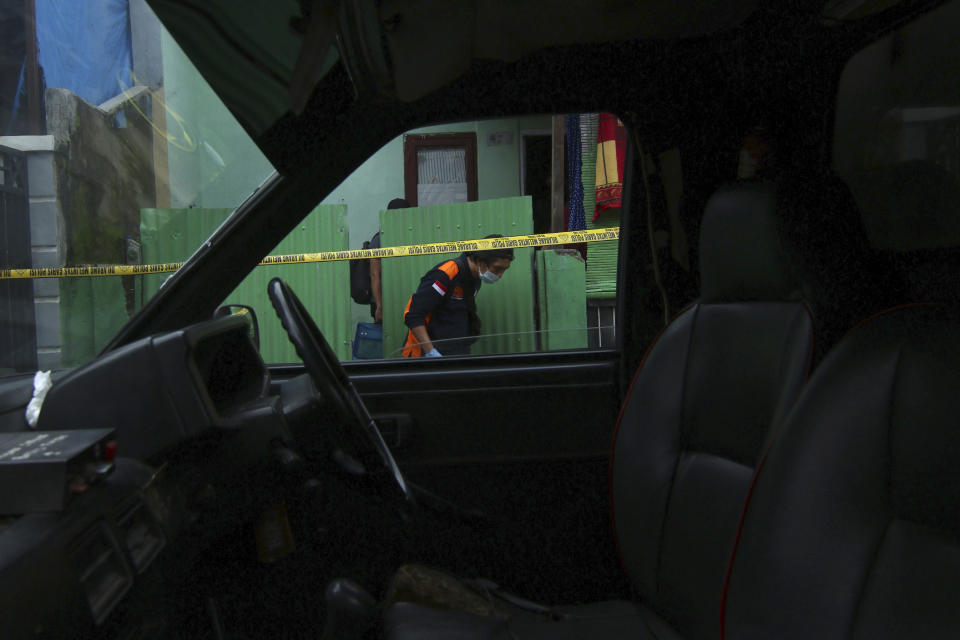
[267, 277, 415, 507]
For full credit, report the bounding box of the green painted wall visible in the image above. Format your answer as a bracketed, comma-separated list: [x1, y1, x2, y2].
[323, 136, 404, 259]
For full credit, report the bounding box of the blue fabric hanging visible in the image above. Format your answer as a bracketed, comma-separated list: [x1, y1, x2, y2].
[35, 0, 133, 107]
[565, 114, 586, 231]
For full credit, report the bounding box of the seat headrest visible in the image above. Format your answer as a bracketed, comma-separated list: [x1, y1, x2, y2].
[699, 177, 874, 311]
[699, 182, 791, 302]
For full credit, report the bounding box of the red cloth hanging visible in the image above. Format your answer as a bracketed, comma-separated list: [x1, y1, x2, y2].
[594, 113, 627, 220]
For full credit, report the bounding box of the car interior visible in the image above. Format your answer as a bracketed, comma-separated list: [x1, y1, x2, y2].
[0, 0, 959, 638]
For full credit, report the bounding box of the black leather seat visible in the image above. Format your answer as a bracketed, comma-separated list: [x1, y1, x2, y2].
[722, 166, 960, 638]
[722, 305, 960, 639]
[384, 178, 875, 640]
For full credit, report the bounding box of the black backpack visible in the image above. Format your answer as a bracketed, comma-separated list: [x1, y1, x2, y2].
[350, 232, 379, 304]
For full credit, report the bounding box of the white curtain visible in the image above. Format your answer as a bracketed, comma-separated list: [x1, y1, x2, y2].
[417, 147, 468, 206]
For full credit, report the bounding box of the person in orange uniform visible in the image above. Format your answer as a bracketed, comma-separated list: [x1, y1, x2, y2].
[401, 236, 514, 357]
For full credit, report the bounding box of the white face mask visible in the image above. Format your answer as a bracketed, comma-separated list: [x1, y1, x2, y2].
[479, 269, 500, 284]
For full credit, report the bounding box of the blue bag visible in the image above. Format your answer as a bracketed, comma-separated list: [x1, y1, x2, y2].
[352, 322, 383, 360]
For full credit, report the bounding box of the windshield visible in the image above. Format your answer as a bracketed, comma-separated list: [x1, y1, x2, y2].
[0, 2, 275, 377]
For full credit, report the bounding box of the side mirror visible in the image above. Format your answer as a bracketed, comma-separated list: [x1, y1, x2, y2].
[214, 304, 260, 350]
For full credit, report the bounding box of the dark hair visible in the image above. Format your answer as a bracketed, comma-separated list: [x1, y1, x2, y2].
[387, 198, 410, 210]
[466, 234, 514, 263]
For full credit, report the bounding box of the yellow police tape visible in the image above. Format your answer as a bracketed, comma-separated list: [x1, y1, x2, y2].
[0, 228, 619, 280]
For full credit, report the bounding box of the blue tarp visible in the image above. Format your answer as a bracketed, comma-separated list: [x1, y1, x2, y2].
[35, 0, 133, 107]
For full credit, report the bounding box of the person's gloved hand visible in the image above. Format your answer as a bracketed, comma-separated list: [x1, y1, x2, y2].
[424, 348, 442, 358]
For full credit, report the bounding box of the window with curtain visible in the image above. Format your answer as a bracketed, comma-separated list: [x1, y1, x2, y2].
[417, 147, 468, 206]
[403, 132, 478, 205]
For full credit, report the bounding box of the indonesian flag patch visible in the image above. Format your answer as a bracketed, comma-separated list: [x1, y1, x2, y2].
[432, 281, 447, 295]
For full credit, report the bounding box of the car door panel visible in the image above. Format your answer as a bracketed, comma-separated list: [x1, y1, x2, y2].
[272, 349, 629, 601]
[350, 352, 619, 464]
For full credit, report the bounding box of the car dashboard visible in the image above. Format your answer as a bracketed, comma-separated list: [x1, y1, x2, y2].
[0, 315, 298, 638]
[39, 315, 276, 460]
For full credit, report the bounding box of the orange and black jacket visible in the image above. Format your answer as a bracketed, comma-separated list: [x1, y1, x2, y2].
[402, 254, 480, 357]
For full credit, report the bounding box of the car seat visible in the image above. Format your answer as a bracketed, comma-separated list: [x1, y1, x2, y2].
[722, 164, 960, 639]
[383, 176, 877, 639]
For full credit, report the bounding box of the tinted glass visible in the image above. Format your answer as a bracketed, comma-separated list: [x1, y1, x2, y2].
[0, 3, 276, 376]
[833, 0, 960, 251]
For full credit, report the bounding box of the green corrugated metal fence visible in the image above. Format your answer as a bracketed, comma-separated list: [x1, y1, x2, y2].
[379, 197, 536, 358]
[139, 205, 352, 362]
[537, 250, 587, 351]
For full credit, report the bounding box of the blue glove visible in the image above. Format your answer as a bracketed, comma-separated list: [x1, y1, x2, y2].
[424, 348, 442, 358]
